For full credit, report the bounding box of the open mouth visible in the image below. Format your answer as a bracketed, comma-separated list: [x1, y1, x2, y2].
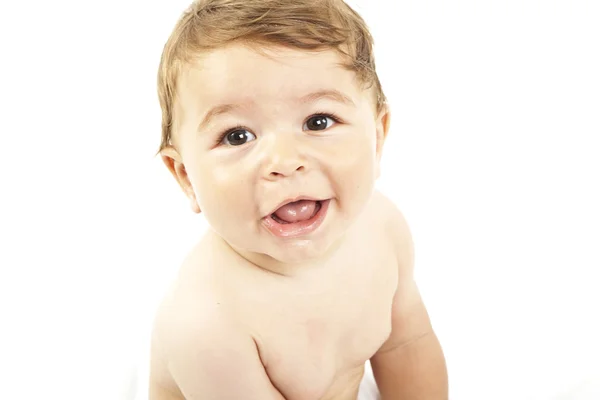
[270, 200, 322, 224]
[262, 199, 330, 238]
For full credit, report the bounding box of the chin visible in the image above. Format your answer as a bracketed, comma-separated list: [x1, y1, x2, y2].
[266, 235, 338, 264]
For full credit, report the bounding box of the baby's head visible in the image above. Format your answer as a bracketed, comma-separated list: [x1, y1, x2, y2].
[158, 0, 390, 265]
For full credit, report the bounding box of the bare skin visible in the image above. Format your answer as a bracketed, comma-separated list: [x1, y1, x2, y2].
[150, 43, 448, 399]
[150, 191, 401, 400]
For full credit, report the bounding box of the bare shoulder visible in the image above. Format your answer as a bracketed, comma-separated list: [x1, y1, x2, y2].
[368, 192, 433, 355]
[148, 282, 183, 399]
[366, 190, 414, 268]
[147, 284, 224, 398]
[149, 245, 285, 399]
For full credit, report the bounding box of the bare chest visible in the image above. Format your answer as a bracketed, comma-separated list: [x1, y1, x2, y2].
[240, 255, 397, 400]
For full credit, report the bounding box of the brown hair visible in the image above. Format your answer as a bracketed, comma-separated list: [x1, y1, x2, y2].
[156, 0, 387, 153]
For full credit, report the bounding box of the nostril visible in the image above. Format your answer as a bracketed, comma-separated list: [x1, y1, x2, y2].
[269, 165, 305, 178]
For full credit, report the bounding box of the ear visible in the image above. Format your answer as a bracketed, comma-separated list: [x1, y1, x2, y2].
[160, 146, 201, 214]
[375, 106, 391, 178]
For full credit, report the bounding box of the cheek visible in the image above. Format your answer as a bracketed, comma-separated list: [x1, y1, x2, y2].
[340, 154, 377, 195]
[193, 157, 257, 217]
[193, 154, 246, 190]
[332, 130, 377, 177]
[326, 131, 377, 204]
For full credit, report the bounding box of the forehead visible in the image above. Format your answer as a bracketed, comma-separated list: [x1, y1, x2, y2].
[176, 44, 368, 110]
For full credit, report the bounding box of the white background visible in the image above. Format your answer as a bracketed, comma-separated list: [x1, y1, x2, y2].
[1, 0, 599, 399]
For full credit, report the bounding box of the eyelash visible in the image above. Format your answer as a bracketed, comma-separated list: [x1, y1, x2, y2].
[215, 124, 247, 146]
[214, 112, 343, 146]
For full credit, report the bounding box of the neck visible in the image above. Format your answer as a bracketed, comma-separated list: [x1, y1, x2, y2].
[216, 231, 347, 278]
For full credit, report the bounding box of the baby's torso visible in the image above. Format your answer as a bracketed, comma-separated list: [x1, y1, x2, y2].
[236, 245, 398, 400]
[165, 194, 399, 399]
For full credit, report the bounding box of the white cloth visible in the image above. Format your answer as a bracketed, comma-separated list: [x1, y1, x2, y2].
[358, 361, 381, 400]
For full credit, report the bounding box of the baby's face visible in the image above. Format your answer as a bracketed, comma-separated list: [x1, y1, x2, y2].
[168, 44, 388, 263]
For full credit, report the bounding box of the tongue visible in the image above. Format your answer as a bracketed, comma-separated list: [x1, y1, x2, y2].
[274, 200, 318, 223]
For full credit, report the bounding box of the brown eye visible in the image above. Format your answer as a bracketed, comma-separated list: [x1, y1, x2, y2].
[223, 129, 256, 146]
[304, 115, 335, 131]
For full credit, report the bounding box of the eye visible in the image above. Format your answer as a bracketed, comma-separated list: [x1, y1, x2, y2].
[221, 128, 256, 146]
[303, 114, 337, 131]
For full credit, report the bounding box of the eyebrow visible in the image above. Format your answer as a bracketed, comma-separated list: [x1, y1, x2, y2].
[298, 89, 355, 107]
[197, 89, 355, 131]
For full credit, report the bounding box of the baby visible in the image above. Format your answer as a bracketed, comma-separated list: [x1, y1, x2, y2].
[149, 0, 448, 399]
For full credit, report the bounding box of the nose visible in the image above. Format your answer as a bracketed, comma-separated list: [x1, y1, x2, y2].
[261, 134, 306, 180]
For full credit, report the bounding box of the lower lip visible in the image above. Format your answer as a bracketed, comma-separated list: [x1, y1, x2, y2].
[262, 199, 331, 238]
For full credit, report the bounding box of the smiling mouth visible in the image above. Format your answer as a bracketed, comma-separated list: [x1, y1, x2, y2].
[262, 199, 331, 238]
[270, 200, 322, 224]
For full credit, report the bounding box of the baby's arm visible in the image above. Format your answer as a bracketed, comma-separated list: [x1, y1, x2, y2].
[370, 203, 449, 400]
[149, 302, 285, 400]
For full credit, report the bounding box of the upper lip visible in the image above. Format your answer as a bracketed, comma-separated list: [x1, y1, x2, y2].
[264, 196, 326, 218]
